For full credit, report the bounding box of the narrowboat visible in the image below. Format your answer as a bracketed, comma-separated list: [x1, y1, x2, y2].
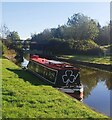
[27, 55, 83, 93]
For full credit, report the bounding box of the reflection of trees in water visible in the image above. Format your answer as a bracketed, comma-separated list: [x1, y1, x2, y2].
[80, 66, 111, 99]
[105, 73, 112, 90]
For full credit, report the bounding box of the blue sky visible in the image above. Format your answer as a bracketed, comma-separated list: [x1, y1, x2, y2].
[2, 2, 110, 39]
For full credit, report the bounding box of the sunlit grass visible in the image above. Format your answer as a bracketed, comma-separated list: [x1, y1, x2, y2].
[2, 58, 108, 118]
[59, 55, 111, 65]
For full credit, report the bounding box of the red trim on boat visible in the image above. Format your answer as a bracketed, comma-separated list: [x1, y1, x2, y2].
[30, 55, 79, 70]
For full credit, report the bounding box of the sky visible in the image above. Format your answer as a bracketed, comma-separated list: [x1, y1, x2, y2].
[2, 2, 110, 39]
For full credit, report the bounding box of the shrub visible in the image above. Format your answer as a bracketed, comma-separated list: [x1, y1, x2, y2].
[68, 39, 103, 55]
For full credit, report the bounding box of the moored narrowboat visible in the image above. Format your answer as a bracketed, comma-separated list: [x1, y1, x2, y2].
[27, 55, 83, 94]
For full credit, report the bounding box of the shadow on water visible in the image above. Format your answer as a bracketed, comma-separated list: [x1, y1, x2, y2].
[6, 68, 49, 86]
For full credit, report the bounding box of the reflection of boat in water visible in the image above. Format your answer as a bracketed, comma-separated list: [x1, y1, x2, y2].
[68, 91, 83, 101]
[58, 87, 83, 101]
[27, 55, 83, 96]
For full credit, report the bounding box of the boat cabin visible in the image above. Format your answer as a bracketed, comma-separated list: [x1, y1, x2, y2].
[28, 55, 81, 88]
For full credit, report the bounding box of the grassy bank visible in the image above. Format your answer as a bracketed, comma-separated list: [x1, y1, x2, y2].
[2, 42, 17, 62]
[2, 58, 108, 118]
[58, 55, 111, 65]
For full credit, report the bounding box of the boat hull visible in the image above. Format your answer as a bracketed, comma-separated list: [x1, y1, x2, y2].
[28, 60, 81, 87]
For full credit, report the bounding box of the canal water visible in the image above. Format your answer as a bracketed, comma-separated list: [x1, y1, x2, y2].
[79, 66, 111, 117]
[21, 56, 111, 117]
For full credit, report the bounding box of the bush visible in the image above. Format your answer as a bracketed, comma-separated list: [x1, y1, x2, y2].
[30, 38, 103, 56]
[68, 39, 103, 55]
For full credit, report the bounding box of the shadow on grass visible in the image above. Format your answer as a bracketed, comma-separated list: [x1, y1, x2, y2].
[6, 68, 49, 86]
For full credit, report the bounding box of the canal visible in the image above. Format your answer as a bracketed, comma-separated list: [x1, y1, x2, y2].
[21, 54, 111, 117]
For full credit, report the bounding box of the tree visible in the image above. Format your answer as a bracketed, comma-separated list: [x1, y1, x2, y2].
[67, 13, 89, 26]
[67, 13, 99, 40]
[7, 31, 20, 41]
[0, 24, 10, 39]
[51, 27, 63, 39]
[67, 39, 103, 55]
[6, 31, 20, 49]
[31, 29, 53, 43]
[95, 24, 110, 45]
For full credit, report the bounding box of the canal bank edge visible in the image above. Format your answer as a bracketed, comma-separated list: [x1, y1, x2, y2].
[57, 58, 112, 72]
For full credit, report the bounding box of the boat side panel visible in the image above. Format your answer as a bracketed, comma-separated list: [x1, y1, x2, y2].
[55, 69, 80, 87]
[27, 60, 58, 84]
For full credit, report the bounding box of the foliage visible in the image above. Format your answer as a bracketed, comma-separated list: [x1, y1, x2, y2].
[95, 25, 110, 45]
[0, 40, 2, 55]
[7, 31, 20, 47]
[46, 38, 71, 55]
[30, 38, 103, 56]
[2, 58, 108, 118]
[2, 43, 17, 61]
[31, 13, 99, 41]
[1, 13, 110, 56]
[6, 31, 20, 41]
[67, 13, 99, 40]
[4, 31, 21, 51]
[31, 29, 52, 43]
[67, 39, 103, 55]
[1, 42, 7, 55]
[30, 13, 110, 56]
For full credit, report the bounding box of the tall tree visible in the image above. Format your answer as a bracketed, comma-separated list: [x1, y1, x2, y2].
[67, 13, 99, 40]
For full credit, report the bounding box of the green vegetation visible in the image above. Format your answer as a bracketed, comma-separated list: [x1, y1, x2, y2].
[67, 39, 103, 55]
[1, 13, 111, 57]
[58, 55, 111, 65]
[30, 13, 111, 56]
[30, 38, 103, 56]
[2, 58, 108, 118]
[2, 43, 7, 55]
[2, 43, 16, 62]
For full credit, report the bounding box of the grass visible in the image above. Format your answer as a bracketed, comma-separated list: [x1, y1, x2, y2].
[2, 58, 108, 118]
[58, 55, 111, 65]
[2, 42, 17, 62]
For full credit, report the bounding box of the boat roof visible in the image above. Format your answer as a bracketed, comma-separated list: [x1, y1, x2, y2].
[30, 55, 79, 70]
[47, 60, 63, 64]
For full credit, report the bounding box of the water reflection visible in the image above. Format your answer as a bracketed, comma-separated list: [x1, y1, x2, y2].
[81, 67, 112, 97]
[80, 66, 111, 117]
